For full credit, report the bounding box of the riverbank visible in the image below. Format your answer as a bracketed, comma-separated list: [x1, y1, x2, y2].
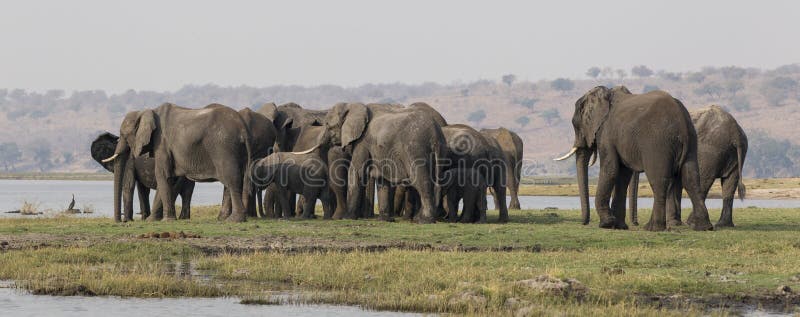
[1, 206, 799, 316]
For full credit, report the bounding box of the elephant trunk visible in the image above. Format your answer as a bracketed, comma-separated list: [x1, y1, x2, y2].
[112, 153, 128, 222]
[576, 148, 591, 225]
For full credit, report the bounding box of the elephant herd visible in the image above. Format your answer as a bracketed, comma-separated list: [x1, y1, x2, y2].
[91, 85, 747, 232]
[91, 101, 524, 224]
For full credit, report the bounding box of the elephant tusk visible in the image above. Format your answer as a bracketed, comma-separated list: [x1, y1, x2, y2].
[589, 152, 597, 166]
[553, 147, 577, 161]
[101, 153, 119, 163]
[290, 144, 319, 155]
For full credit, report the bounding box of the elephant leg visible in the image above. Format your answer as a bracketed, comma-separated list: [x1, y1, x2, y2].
[680, 159, 714, 231]
[394, 186, 407, 219]
[263, 185, 277, 218]
[301, 191, 317, 219]
[287, 191, 297, 218]
[178, 180, 194, 220]
[136, 184, 150, 220]
[295, 195, 305, 218]
[642, 172, 670, 232]
[219, 165, 246, 222]
[154, 160, 178, 221]
[329, 157, 349, 220]
[493, 183, 509, 223]
[218, 187, 232, 220]
[122, 176, 136, 222]
[447, 192, 462, 223]
[716, 176, 737, 227]
[321, 188, 335, 219]
[508, 163, 521, 210]
[363, 176, 375, 218]
[148, 190, 164, 221]
[666, 176, 683, 227]
[610, 167, 631, 230]
[628, 173, 639, 226]
[376, 179, 394, 222]
[410, 164, 436, 224]
[246, 187, 258, 218]
[276, 188, 292, 220]
[344, 148, 369, 219]
[595, 151, 619, 229]
[477, 193, 488, 223]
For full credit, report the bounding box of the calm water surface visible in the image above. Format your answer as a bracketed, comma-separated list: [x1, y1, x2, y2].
[1, 180, 799, 218]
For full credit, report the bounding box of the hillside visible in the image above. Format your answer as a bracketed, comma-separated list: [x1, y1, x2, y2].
[0, 64, 798, 177]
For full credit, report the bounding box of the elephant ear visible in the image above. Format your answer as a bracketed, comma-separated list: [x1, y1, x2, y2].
[341, 103, 368, 147]
[90, 132, 119, 172]
[133, 110, 156, 157]
[585, 87, 612, 147]
[258, 103, 278, 121]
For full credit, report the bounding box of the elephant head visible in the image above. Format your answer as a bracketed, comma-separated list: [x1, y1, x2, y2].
[100, 109, 158, 222]
[554, 86, 615, 224]
[90, 132, 119, 172]
[324, 103, 369, 149]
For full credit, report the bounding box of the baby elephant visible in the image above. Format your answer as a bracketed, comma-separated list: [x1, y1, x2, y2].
[440, 168, 488, 223]
[252, 151, 330, 219]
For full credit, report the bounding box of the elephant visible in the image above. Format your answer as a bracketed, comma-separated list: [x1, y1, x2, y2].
[628, 105, 748, 227]
[90, 132, 195, 221]
[217, 107, 277, 219]
[441, 124, 509, 223]
[440, 167, 488, 223]
[251, 149, 332, 219]
[554, 86, 713, 231]
[323, 102, 447, 223]
[101, 103, 254, 222]
[481, 127, 524, 210]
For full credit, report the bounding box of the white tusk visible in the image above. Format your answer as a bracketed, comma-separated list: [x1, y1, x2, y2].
[553, 147, 577, 161]
[101, 153, 119, 163]
[589, 152, 597, 166]
[290, 144, 319, 155]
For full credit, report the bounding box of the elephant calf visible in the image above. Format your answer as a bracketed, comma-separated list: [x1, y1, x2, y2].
[252, 150, 331, 219]
[440, 168, 488, 223]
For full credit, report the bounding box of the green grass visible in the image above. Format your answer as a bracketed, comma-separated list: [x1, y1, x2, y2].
[1, 206, 799, 315]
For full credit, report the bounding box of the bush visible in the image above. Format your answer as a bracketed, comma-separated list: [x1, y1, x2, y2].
[515, 98, 538, 110]
[467, 110, 486, 124]
[729, 95, 751, 112]
[550, 78, 574, 93]
[586, 67, 601, 78]
[686, 72, 706, 83]
[631, 65, 654, 77]
[515, 116, 530, 127]
[693, 83, 724, 98]
[657, 71, 681, 81]
[642, 85, 660, 93]
[539, 109, 560, 124]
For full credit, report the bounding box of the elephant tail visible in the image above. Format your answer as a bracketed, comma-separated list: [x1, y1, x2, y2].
[240, 123, 255, 214]
[735, 138, 747, 201]
[432, 139, 446, 211]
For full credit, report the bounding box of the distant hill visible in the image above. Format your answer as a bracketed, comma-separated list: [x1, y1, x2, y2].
[1, 64, 798, 177]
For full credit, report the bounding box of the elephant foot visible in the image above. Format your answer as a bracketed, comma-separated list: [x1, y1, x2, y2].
[643, 220, 667, 231]
[146, 215, 162, 222]
[378, 215, 396, 222]
[631, 220, 639, 226]
[163, 216, 177, 222]
[614, 222, 629, 230]
[509, 201, 521, 210]
[413, 215, 436, 224]
[301, 214, 316, 219]
[686, 214, 714, 231]
[497, 216, 509, 224]
[599, 218, 616, 229]
[475, 217, 487, 224]
[226, 213, 247, 223]
[715, 221, 734, 228]
[667, 219, 683, 227]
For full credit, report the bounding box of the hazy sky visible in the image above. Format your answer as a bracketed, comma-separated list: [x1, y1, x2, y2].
[2, 0, 798, 92]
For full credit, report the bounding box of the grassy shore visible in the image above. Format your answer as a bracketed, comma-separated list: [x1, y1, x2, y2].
[0, 172, 112, 181]
[1, 206, 799, 316]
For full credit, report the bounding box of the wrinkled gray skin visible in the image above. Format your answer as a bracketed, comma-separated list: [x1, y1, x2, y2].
[440, 124, 509, 223]
[217, 107, 276, 220]
[91, 133, 195, 221]
[324, 102, 447, 223]
[104, 103, 254, 222]
[481, 127, 524, 210]
[628, 105, 747, 227]
[251, 151, 331, 219]
[559, 86, 713, 231]
[440, 168, 488, 223]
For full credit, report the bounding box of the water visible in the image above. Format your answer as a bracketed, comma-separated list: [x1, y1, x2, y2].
[1, 180, 799, 218]
[0, 287, 420, 317]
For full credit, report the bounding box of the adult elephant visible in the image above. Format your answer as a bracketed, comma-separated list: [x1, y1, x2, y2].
[481, 127, 524, 210]
[628, 105, 747, 227]
[91, 133, 195, 221]
[323, 102, 447, 223]
[217, 107, 276, 219]
[441, 124, 509, 223]
[554, 86, 713, 231]
[101, 103, 254, 222]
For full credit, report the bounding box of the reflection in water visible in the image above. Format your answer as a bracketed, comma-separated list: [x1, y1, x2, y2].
[0, 287, 421, 317]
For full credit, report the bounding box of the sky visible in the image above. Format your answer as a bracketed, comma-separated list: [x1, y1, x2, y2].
[1, 0, 798, 92]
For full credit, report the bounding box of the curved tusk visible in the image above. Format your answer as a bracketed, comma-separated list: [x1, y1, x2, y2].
[101, 153, 119, 163]
[589, 151, 597, 166]
[553, 147, 577, 161]
[290, 144, 319, 155]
